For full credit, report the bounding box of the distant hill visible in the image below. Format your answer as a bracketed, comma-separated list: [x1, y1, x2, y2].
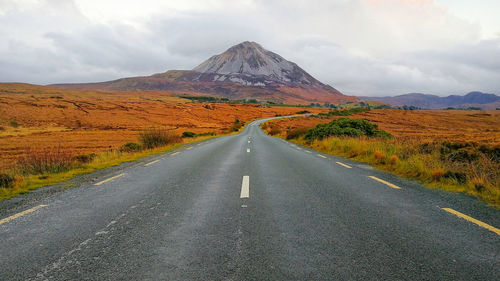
[52, 41, 357, 105]
[360, 92, 500, 109]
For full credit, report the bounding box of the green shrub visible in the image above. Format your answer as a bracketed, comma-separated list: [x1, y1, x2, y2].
[182, 131, 196, 138]
[304, 118, 391, 140]
[139, 128, 182, 149]
[9, 120, 19, 128]
[197, 132, 216, 137]
[120, 142, 142, 152]
[0, 173, 15, 188]
[296, 110, 310, 114]
[286, 128, 309, 139]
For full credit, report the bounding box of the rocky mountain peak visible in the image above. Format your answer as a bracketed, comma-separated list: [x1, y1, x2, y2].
[192, 41, 322, 87]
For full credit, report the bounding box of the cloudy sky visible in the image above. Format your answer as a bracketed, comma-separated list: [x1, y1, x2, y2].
[0, 0, 499, 96]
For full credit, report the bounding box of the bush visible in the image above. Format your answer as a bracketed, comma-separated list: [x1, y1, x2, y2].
[0, 126, 5, 131]
[18, 146, 75, 174]
[471, 179, 486, 192]
[139, 128, 182, 149]
[296, 110, 310, 114]
[9, 120, 19, 128]
[374, 151, 386, 163]
[268, 127, 282, 136]
[447, 150, 478, 163]
[304, 118, 391, 140]
[197, 132, 216, 137]
[478, 145, 500, 162]
[231, 119, 243, 131]
[182, 131, 196, 138]
[120, 142, 142, 152]
[431, 169, 445, 180]
[286, 128, 309, 140]
[74, 153, 97, 163]
[0, 173, 15, 188]
[389, 155, 399, 165]
[443, 171, 467, 184]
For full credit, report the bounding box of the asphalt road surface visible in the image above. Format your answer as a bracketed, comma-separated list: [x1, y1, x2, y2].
[1, 118, 499, 280]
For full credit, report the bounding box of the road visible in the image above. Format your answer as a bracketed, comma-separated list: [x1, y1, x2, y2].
[1, 118, 499, 280]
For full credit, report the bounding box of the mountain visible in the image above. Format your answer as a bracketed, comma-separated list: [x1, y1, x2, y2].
[52, 41, 356, 104]
[192, 41, 323, 87]
[360, 92, 500, 109]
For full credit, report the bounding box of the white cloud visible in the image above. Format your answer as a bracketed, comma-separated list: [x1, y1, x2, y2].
[0, 0, 499, 96]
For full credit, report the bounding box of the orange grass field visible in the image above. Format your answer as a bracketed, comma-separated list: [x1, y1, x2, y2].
[268, 109, 500, 146]
[0, 83, 327, 171]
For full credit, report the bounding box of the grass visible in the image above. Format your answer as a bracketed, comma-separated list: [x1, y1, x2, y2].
[0, 133, 218, 201]
[18, 145, 76, 175]
[262, 120, 500, 208]
[139, 128, 182, 149]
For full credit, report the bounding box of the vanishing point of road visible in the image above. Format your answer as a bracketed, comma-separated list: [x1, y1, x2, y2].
[1, 117, 499, 280]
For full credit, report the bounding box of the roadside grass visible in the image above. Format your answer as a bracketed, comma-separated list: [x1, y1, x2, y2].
[0, 133, 219, 201]
[262, 120, 500, 208]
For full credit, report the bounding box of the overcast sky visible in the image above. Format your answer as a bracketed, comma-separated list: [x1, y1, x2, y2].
[0, 0, 499, 96]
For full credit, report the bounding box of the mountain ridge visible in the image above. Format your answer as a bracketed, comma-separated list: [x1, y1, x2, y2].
[360, 92, 500, 109]
[51, 41, 356, 104]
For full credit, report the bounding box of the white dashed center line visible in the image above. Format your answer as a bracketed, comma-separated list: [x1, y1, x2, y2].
[336, 162, 352, 169]
[247, 148, 250, 153]
[240, 176, 250, 198]
[144, 160, 160, 167]
[94, 173, 125, 186]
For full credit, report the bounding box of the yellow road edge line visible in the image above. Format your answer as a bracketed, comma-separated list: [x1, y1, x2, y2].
[171, 152, 180, 156]
[186, 147, 193, 150]
[336, 162, 352, 169]
[144, 159, 160, 167]
[317, 154, 327, 158]
[94, 173, 125, 186]
[442, 208, 500, 236]
[305, 150, 312, 154]
[0, 204, 48, 225]
[368, 176, 401, 189]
